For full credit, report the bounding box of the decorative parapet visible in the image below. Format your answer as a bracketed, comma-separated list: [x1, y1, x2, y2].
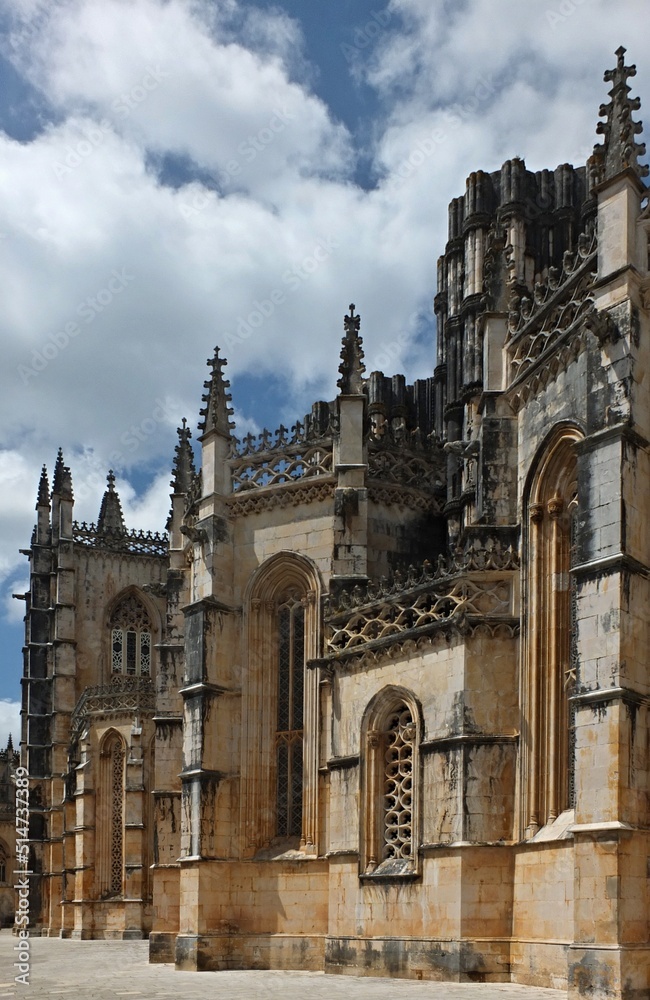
[228, 409, 337, 493]
[326, 537, 518, 614]
[230, 441, 334, 491]
[227, 478, 336, 516]
[366, 414, 443, 494]
[367, 448, 441, 492]
[505, 229, 602, 409]
[71, 676, 156, 735]
[72, 522, 168, 556]
[323, 539, 519, 658]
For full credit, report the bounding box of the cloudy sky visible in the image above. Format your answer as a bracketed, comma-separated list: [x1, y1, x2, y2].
[0, 0, 647, 744]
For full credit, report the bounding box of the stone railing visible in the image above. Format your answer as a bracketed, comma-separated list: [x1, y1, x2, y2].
[73, 522, 168, 556]
[71, 676, 156, 734]
[229, 441, 334, 492]
[324, 540, 519, 657]
[506, 229, 598, 387]
[325, 577, 514, 655]
[228, 414, 336, 493]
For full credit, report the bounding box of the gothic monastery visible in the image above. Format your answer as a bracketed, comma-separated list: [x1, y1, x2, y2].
[19, 49, 650, 998]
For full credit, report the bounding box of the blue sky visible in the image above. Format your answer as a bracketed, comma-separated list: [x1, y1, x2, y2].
[0, 0, 648, 745]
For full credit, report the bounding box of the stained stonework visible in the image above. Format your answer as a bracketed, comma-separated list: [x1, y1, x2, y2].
[19, 50, 650, 999]
[0, 738, 19, 927]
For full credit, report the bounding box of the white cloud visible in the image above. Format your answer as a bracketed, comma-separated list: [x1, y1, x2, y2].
[0, 0, 647, 640]
[2, 577, 28, 625]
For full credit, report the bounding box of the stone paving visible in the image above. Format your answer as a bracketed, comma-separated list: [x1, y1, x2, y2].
[0, 933, 566, 1000]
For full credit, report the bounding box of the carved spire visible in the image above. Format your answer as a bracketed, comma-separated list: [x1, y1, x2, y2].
[337, 303, 366, 395]
[51, 448, 73, 500]
[61, 464, 73, 501]
[198, 347, 235, 438]
[97, 470, 126, 534]
[171, 418, 196, 493]
[592, 47, 648, 185]
[52, 448, 65, 494]
[36, 465, 50, 509]
[6, 733, 13, 754]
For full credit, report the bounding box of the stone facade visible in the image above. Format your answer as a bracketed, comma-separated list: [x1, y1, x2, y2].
[19, 49, 650, 998]
[0, 737, 19, 927]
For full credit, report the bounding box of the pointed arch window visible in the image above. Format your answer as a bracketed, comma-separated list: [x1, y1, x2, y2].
[522, 427, 581, 836]
[0, 844, 7, 884]
[98, 733, 125, 897]
[362, 691, 420, 877]
[242, 553, 321, 857]
[275, 595, 305, 838]
[110, 594, 152, 677]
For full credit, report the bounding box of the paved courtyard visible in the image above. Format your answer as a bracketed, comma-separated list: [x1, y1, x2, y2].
[0, 932, 567, 1000]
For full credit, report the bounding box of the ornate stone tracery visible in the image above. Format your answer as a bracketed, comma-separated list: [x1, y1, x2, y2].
[110, 739, 124, 895]
[326, 577, 513, 655]
[98, 732, 125, 898]
[362, 690, 420, 877]
[275, 595, 305, 838]
[506, 230, 598, 409]
[110, 594, 152, 678]
[382, 707, 415, 864]
[73, 522, 167, 556]
[230, 444, 333, 491]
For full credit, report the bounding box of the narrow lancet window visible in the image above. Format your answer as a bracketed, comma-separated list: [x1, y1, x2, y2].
[522, 428, 581, 836]
[383, 707, 415, 863]
[99, 733, 125, 898]
[275, 596, 305, 838]
[110, 738, 124, 895]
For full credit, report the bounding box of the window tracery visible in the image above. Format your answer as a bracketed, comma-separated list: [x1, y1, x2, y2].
[110, 594, 152, 677]
[362, 692, 419, 877]
[275, 595, 305, 838]
[109, 738, 124, 895]
[382, 707, 415, 863]
[98, 733, 125, 898]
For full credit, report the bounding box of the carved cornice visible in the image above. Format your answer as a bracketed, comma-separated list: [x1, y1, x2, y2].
[570, 686, 650, 709]
[225, 477, 336, 515]
[367, 482, 441, 514]
[324, 617, 520, 671]
[326, 754, 360, 770]
[507, 327, 589, 413]
[420, 732, 519, 753]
